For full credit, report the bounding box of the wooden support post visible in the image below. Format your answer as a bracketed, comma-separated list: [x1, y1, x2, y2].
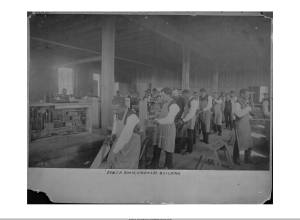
[182, 45, 190, 89]
[101, 18, 115, 128]
[212, 70, 219, 93]
[211, 66, 220, 92]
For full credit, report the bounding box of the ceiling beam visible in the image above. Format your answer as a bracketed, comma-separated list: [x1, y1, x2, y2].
[31, 36, 180, 71]
[60, 55, 155, 68]
[31, 37, 151, 66]
[61, 56, 101, 66]
[31, 37, 100, 55]
[126, 16, 215, 61]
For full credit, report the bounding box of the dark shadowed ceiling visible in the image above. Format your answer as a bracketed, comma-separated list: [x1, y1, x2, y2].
[29, 13, 271, 75]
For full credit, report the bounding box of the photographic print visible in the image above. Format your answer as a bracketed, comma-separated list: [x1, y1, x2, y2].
[28, 12, 272, 204]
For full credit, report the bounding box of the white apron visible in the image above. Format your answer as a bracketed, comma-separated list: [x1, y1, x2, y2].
[157, 101, 176, 153]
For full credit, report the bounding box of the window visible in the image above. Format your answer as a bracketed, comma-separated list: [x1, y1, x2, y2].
[58, 67, 74, 95]
[93, 73, 101, 97]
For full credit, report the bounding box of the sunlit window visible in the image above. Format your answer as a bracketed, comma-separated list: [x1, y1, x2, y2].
[93, 73, 101, 97]
[58, 67, 74, 95]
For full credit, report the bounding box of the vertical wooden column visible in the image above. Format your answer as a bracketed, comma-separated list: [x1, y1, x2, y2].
[212, 70, 219, 93]
[101, 18, 115, 128]
[181, 45, 190, 89]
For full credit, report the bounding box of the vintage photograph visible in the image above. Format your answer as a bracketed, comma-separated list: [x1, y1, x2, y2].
[28, 12, 272, 172]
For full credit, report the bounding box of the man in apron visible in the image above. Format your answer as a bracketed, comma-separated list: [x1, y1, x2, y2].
[262, 93, 270, 118]
[172, 89, 187, 153]
[261, 92, 271, 147]
[230, 90, 238, 123]
[139, 95, 148, 134]
[213, 92, 223, 136]
[172, 89, 186, 123]
[151, 87, 180, 169]
[199, 88, 213, 144]
[233, 88, 253, 164]
[178, 89, 199, 154]
[91, 102, 141, 169]
[224, 93, 233, 130]
[149, 89, 163, 168]
[106, 104, 141, 169]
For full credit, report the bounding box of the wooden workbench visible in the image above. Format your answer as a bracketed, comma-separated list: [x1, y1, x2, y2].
[29, 102, 93, 141]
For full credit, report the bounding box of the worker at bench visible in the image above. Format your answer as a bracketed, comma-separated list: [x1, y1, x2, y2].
[106, 103, 141, 169]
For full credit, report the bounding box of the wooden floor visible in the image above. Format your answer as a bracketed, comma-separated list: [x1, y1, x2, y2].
[28, 129, 106, 168]
[28, 126, 270, 170]
[147, 128, 270, 170]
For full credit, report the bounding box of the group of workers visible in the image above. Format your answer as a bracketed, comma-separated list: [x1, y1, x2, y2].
[92, 86, 270, 170]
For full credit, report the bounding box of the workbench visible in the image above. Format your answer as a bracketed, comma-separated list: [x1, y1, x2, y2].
[29, 102, 92, 141]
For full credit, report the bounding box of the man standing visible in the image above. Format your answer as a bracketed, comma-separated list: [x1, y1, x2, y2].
[261, 92, 271, 142]
[179, 89, 199, 153]
[148, 88, 163, 169]
[151, 87, 180, 169]
[58, 88, 70, 102]
[230, 90, 238, 122]
[224, 93, 233, 129]
[233, 88, 253, 164]
[91, 102, 141, 169]
[172, 89, 187, 154]
[172, 89, 186, 123]
[213, 92, 223, 136]
[262, 93, 270, 118]
[199, 88, 213, 144]
[106, 104, 141, 169]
